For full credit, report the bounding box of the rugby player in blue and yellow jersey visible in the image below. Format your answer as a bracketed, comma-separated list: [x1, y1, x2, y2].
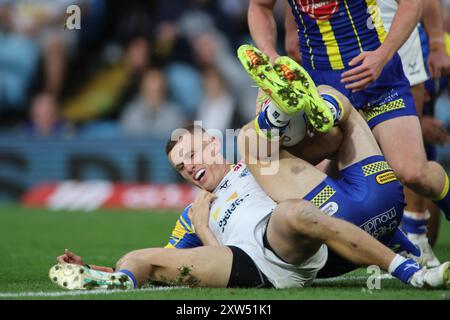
[248, 0, 450, 225]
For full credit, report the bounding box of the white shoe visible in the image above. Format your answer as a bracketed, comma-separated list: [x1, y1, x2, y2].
[407, 233, 440, 268]
[409, 262, 450, 289]
[49, 263, 134, 290]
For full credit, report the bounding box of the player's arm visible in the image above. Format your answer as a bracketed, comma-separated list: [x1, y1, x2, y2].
[421, 0, 450, 78]
[377, 0, 423, 61]
[57, 249, 115, 273]
[284, 1, 301, 62]
[189, 190, 220, 246]
[248, 0, 280, 62]
[341, 0, 422, 92]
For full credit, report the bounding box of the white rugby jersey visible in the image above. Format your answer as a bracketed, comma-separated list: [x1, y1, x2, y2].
[208, 161, 277, 246]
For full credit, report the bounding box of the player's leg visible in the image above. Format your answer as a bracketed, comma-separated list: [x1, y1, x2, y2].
[114, 246, 233, 287]
[315, 85, 382, 170]
[50, 246, 234, 290]
[237, 121, 328, 202]
[400, 83, 440, 266]
[372, 116, 450, 220]
[265, 199, 450, 288]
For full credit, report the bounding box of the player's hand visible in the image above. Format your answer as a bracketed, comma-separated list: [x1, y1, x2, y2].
[189, 190, 217, 231]
[427, 48, 450, 79]
[421, 116, 450, 146]
[341, 50, 389, 92]
[57, 249, 84, 265]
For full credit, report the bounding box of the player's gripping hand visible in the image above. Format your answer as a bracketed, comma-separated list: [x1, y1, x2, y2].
[57, 249, 84, 266]
[341, 49, 388, 92]
[189, 190, 217, 231]
[189, 190, 219, 246]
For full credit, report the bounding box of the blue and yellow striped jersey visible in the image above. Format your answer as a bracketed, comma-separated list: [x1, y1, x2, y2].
[287, 0, 387, 70]
[165, 204, 202, 249]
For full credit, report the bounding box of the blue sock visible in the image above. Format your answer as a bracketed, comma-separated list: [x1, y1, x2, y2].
[255, 107, 288, 137]
[387, 228, 421, 257]
[433, 172, 450, 220]
[401, 211, 428, 235]
[118, 269, 137, 288]
[320, 93, 342, 124]
[389, 256, 422, 284]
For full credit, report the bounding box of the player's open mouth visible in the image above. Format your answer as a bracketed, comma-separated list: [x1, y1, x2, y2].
[194, 168, 206, 183]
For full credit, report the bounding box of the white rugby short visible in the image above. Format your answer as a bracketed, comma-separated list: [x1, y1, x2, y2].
[227, 214, 328, 289]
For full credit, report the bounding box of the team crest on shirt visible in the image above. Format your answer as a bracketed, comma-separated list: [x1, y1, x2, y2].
[297, 0, 340, 20]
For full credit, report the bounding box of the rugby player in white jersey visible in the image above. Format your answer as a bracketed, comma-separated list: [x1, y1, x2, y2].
[49, 51, 450, 290]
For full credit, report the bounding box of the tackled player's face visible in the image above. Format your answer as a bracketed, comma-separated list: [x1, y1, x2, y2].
[169, 132, 226, 192]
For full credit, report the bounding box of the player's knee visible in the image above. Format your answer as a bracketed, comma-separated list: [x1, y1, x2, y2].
[280, 199, 321, 234]
[395, 163, 428, 189]
[115, 249, 148, 270]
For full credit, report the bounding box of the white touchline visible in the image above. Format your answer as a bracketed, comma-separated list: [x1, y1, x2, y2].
[0, 275, 396, 297]
[0, 286, 187, 298]
[315, 274, 395, 283]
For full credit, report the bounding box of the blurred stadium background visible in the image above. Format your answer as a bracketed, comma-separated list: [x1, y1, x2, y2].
[1, 0, 450, 210]
[0, 0, 290, 210]
[1, 0, 450, 299]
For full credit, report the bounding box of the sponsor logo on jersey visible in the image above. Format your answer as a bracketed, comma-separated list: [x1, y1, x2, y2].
[297, 0, 340, 20]
[408, 61, 420, 76]
[321, 201, 339, 215]
[213, 192, 239, 221]
[219, 179, 230, 191]
[226, 192, 238, 202]
[218, 194, 250, 232]
[360, 207, 398, 238]
[213, 207, 220, 221]
[375, 171, 397, 185]
[233, 162, 243, 172]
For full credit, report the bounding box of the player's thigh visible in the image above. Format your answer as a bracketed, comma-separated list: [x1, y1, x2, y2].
[266, 200, 323, 265]
[128, 246, 233, 287]
[285, 127, 343, 165]
[316, 85, 382, 169]
[371, 115, 427, 173]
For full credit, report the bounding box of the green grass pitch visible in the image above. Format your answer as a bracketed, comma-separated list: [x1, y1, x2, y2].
[0, 205, 449, 300]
